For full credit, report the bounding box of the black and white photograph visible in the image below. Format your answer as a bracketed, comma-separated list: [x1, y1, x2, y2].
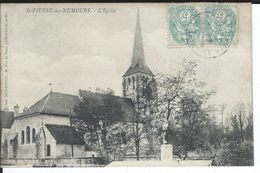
[0, 3, 253, 167]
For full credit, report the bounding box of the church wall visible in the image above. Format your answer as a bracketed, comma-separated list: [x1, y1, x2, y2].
[1, 128, 10, 143]
[123, 72, 154, 99]
[56, 144, 86, 158]
[43, 125, 57, 158]
[9, 114, 70, 136]
[5, 114, 69, 159]
[17, 139, 37, 159]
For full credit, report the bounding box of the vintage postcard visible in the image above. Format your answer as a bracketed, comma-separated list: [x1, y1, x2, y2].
[0, 3, 252, 167]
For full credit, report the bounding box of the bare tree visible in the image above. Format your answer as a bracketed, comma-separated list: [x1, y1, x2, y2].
[156, 60, 214, 159]
[157, 60, 212, 133]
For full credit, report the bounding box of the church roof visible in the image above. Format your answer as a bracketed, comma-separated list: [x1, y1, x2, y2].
[123, 62, 154, 77]
[76, 91, 136, 122]
[19, 91, 135, 122]
[20, 91, 79, 117]
[1, 110, 15, 128]
[123, 10, 154, 77]
[45, 124, 85, 145]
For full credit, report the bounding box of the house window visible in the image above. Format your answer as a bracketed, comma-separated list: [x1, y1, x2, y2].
[32, 128, 36, 143]
[26, 126, 30, 143]
[47, 144, 51, 157]
[21, 130, 25, 144]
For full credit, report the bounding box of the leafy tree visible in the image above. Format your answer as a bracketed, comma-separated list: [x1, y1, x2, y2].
[213, 103, 254, 166]
[203, 117, 225, 159]
[73, 89, 124, 161]
[226, 103, 249, 143]
[244, 111, 253, 141]
[105, 122, 134, 161]
[167, 97, 210, 160]
[213, 140, 254, 166]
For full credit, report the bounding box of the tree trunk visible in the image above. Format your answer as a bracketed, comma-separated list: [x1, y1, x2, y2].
[135, 136, 140, 161]
[135, 121, 140, 161]
[136, 145, 140, 160]
[183, 149, 188, 160]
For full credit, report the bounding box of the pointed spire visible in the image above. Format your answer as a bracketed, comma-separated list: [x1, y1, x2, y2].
[131, 8, 145, 67]
[123, 9, 154, 77]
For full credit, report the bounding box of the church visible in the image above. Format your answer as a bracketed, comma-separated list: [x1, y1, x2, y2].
[1, 10, 154, 163]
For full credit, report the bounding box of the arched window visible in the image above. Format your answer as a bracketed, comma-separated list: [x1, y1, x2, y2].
[32, 128, 36, 143]
[132, 77, 136, 89]
[128, 78, 131, 85]
[21, 130, 25, 144]
[146, 77, 149, 83]
[123, 79, 126, 89]
[128, 78, 131, 90]
[26, 126, 30, 143]
[141, 75, 145, 82]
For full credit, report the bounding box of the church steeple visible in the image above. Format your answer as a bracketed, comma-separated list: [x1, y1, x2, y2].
[131, 9, 145, 67]
[123, 9, 154, 77]
[122, 9, 154, 99]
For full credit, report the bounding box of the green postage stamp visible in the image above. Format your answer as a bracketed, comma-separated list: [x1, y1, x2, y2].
[167, 4, 238, 47]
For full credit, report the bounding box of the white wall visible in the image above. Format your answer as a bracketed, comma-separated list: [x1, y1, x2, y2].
[56, 144, 86, 158]
[4, 114, 69, 159]
[43, 125, 57, 158]
[1, 128, 10, 143]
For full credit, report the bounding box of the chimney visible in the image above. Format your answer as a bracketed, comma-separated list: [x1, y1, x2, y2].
[14, 104, 19, 117]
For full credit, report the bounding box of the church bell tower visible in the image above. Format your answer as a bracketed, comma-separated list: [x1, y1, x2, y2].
[122, 9, 154, 100]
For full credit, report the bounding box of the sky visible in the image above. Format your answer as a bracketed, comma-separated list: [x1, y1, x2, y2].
[1, 3, 252, 120]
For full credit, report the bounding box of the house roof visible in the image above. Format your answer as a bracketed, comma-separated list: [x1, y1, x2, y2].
[1, 110, 15, 128]
[45, 124, 85, 145]
[19, 91, 135, 122]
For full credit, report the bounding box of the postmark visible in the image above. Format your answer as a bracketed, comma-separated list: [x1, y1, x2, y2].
[186, 11, 231, 58]
[167, 4, 239, 58]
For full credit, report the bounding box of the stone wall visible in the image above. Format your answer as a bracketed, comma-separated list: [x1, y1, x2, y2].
[56, 144, 94, 158]
[1, 157, 106, 167]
